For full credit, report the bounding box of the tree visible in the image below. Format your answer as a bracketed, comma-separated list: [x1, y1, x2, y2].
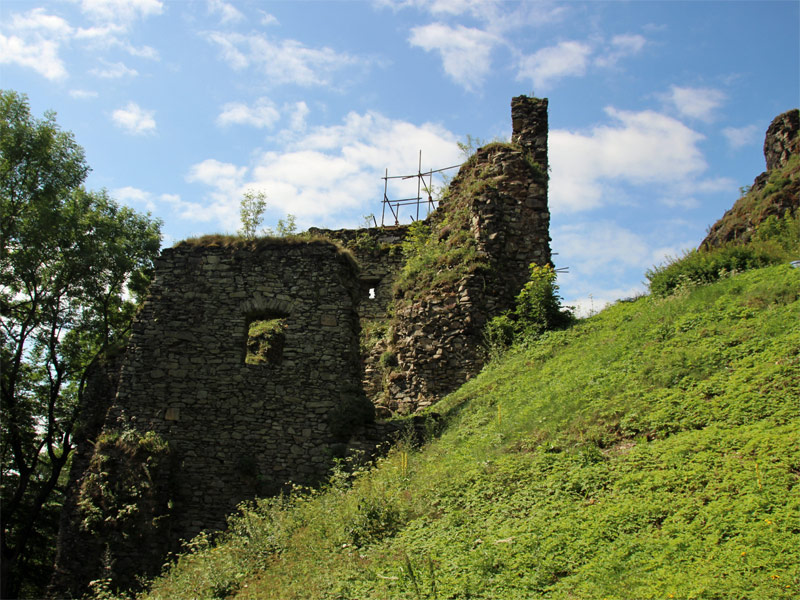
[0, 90, 162, 599]
[238, 189, 267, 239]
[267, 213, 297, 237]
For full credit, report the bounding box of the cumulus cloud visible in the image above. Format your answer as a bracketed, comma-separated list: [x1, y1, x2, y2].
[112, 102, 156, 135]
[664, 85, 726, 122]
[205, 31, 365, 87]
[114, 186, 209, 226]
[722, 124, 760, 149]
[0, 35, 67, 80]
[217, 98, 281, 129]
[555, 221, 653, 275]
[517, 41, 592, 91]
[185, 111, 461, 231]
[551, 220, 680, 313]
[0, 8, 72, 80]
[10, 7, 73, 36]
[409, 23, 498, 91]
[287, 101, 310, 132]
[186, 159, 247, 192]
[549, 107, 707, 214]
[0, 3, 162, 81]
[381, 0, 567, 30]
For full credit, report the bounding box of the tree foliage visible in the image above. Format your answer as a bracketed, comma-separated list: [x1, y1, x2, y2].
[0, 90, 162, 599]
[485, 264, 573, 352]
[238, 189, 267, 239]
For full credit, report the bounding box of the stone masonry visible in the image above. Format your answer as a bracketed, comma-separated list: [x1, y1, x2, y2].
[52, 96, 553, 595]
[51, 239, 373, 595]
[386, 96, 551, 412]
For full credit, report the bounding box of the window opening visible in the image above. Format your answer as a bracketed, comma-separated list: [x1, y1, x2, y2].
[362, 279, 380, 302]
[245, 314, 288, 365]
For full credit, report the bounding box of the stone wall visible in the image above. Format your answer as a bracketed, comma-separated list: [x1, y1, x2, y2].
[51, 239, 374, 595]
[306, 225, 410, 321]
[116, 239, 371, 529]
[386, 96, 551, 412]
[52, 96, 553, 595]
[49, 356, 123, 598]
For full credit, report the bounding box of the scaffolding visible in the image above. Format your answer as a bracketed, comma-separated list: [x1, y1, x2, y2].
[380, 150, 461, 227]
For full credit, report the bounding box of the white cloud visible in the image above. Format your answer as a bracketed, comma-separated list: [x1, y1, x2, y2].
[722, 124, 760, 149]
[287, 101, 310, 132]
[0, 3, 161, 81]
[555, 221, 653, 275]
[0, 8, 73, 80]
[186, 159, 247, 191]
[69, 89, 99, 99]
[114, 186, 205, 220]
[549, 107, 707, 214]
[0, 35, 67, 80]
[74, 23, 125, 41]
[206, 31, 364, 87]
[90, 60, 138, 78]
[517, 41, 592, 91]
[112, 102, 156, 135]
[217, 98, 281, 129]
[80, 0, 164, 24]
[409, 23, 497, 91]
[260, 11, 279, 26]
[664, 85, 726, 122]
[595, 34, 646, 67]
[123, 43, 159, 59]
[208, 0, 244, 24]
[10, 8, 73, 37]
[380, 0, 567, 30]
[186, 111, 461, 231]
[568, 286, 646, 319]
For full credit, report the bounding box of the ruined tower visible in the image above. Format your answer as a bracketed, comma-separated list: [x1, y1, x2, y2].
[51, 96, 553, 596]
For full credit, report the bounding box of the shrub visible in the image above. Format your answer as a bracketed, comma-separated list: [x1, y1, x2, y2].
[485, 264, 573, 352]
[646, 245, 782, 297]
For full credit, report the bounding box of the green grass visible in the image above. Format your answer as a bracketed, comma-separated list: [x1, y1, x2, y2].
[128, 258, 800, 600]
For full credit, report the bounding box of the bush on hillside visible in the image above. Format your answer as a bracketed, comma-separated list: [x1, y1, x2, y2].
[646, 245, 780, 297]
[485, 264, 573, 351]
[649, 208, 799, 298]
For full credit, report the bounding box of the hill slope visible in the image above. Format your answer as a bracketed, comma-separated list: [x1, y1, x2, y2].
[129, 256, 799, 600]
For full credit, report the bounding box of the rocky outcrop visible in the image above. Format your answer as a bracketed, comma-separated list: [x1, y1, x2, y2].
[701, 108, 799, 249]
[764, 109, 799, 172]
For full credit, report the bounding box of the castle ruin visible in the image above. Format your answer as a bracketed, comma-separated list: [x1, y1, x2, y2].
[50, 96, 552, 597]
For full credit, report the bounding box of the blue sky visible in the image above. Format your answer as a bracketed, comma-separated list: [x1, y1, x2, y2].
[2, 0, 798, 314]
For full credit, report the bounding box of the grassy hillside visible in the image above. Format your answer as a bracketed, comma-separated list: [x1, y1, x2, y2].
[121, 242, 800, 600]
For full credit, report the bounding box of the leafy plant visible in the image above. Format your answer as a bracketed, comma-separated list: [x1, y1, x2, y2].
[267, 214, 297, 237]
[0, 90, 162, 600]
[238, 190, 268, 239]
[485, 264, 573, 352]
[646, 244, 782, 297]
